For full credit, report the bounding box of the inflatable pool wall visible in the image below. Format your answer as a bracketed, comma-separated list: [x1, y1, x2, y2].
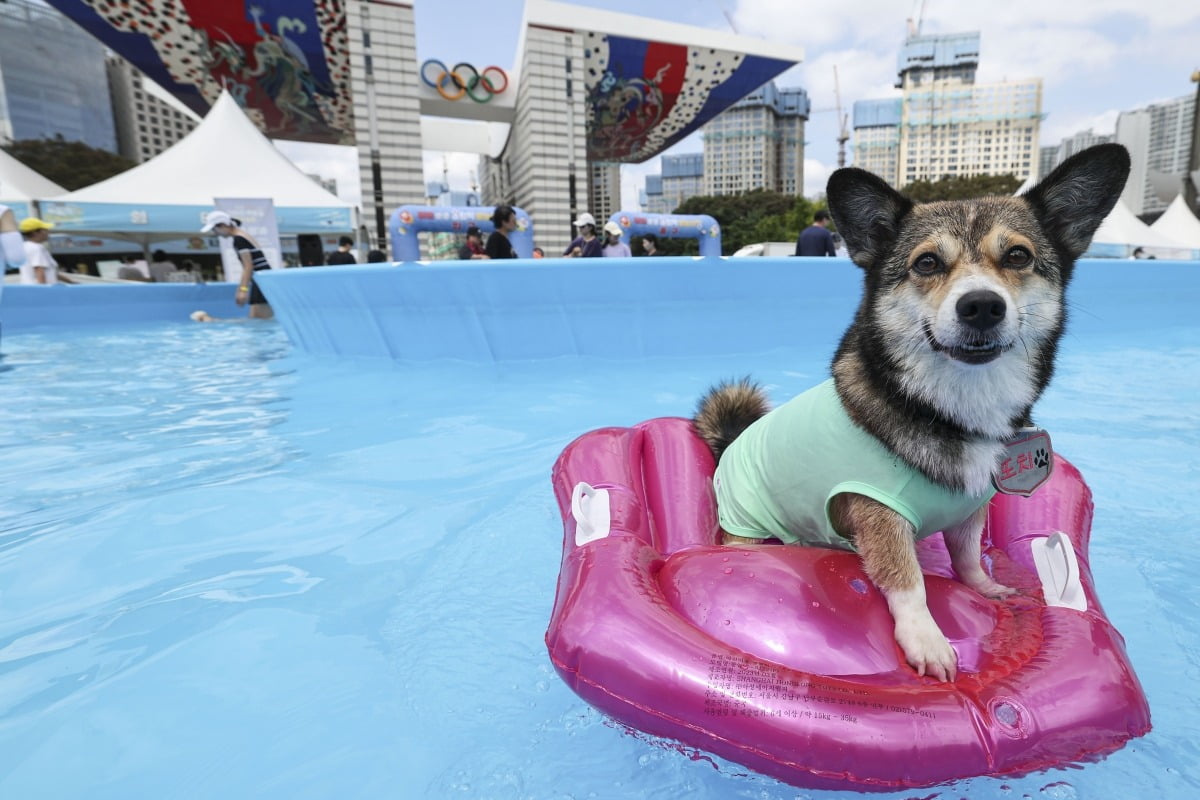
[545, 417, 1151, 791]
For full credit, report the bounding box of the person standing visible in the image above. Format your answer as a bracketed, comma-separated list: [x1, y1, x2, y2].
[457, 226, 489, 260]
[485, 205, 519, 259]
[148, 250, 179, 282]
[563, 212, 603, 258]
[327, 236, 359, 265]
[201, 210, 273, 319]
[1, 205, 25, 273]
[794, 210, 836, 257]
[601, 221, 631, 257]
[19, 217, 73, 284]
[641, 233, 662, 256]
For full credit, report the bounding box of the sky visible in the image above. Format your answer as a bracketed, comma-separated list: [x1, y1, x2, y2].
[278, 0, 1200, 210]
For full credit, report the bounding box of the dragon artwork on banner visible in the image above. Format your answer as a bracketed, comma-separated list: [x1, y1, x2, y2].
[581, 32, 794, 163]
[44, 0, 354, 144]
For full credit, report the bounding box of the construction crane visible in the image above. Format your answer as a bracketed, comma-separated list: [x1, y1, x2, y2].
[907, 0, 928, 37]
[834, 65, 849, 168]
[807, 66, 851, 167]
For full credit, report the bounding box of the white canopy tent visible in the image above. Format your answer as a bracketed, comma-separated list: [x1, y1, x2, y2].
[1087, 200, 1194, 259]
[1149, 194, 1200, 249]
[39, 90, 356, 246]
[0, 148, 66, 218]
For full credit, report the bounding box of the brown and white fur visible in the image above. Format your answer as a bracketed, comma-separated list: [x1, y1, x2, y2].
[694, 145, 1130, 682]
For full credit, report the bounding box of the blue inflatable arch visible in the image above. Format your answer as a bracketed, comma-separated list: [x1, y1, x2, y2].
[389, 205, 535, 261]
[606, 211, 722, 257]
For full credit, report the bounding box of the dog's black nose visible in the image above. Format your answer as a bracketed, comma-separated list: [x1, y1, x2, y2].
[956, 290, 1006, 331]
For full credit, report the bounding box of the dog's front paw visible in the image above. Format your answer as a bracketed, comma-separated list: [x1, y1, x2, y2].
[895, 616, 958, 682]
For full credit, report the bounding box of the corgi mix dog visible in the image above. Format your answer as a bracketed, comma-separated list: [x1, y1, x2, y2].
[694, 144, 1130, 682]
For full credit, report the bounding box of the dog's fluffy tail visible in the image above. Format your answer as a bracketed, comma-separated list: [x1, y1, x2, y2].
[693, 377, 771, 462]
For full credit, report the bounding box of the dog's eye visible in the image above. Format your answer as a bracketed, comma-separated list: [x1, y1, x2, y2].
[911, 253, 943, 275]
[1003, 246, 1033, 268]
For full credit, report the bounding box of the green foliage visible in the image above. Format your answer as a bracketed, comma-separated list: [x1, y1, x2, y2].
[2, 135, 136, 191]
[673, 189, 829, 255]
[901, 173, 1023, 203]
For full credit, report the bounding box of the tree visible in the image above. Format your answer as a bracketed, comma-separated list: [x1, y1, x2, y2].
[675, 189, 826, 255]
[2, 136, 136, 191]
[902, 173, 1023, 203]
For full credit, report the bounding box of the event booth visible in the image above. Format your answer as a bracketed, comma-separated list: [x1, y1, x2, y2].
[0, 148, 66, 220]
[36, 91, 355, 252]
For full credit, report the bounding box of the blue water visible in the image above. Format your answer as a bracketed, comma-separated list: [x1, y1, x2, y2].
[0, 317, 1196, 799]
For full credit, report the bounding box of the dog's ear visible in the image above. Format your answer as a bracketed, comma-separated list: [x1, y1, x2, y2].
[1022, 143, 1130, 260]
[825, 168, 913, 268]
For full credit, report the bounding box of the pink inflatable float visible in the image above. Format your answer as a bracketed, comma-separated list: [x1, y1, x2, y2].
[546, 417, 1151, 791]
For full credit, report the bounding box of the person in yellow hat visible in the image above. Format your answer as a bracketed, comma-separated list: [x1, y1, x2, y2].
[19, 217, 73, 285]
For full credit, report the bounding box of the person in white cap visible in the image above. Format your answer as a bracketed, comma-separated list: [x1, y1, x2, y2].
[563, 212, 602, 258]
[601, 220, 631, 258]
[18, 217, 74, 284]
[201, 210, 273, 319]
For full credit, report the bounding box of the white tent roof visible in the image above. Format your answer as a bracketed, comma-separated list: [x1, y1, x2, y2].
[0, 147, 66, 201]
[50, 90, 351, 210]
[1090, 200, 1190, 249]
[1149, 194, 1200, 248]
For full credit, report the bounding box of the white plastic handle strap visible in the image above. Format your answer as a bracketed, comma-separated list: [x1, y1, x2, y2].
[570, 482, 611, 546]
[1031, 531, 1087, 611]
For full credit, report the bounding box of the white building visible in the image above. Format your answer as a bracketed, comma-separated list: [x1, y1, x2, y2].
[1115, 93, 1196, 216]
[853, 32, 1042, 188]
[702, 82, 809, 196]
[346, 0, 425, 248]
[106, 56, 200, 164]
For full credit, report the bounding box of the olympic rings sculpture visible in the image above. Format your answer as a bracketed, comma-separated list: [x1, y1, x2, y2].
[420, 59, 509, 103]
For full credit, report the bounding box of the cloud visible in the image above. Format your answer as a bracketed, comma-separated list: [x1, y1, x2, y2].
[804, 158, 834, 198]
[730, 0, 907, 49]
[273, 141, 363, 205]
[1040, 109, 1121, 145]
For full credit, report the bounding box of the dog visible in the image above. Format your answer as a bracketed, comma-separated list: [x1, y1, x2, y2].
[693, 144, 1130, 682]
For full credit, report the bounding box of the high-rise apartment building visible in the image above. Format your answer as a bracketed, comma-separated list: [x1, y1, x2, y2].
[107, 56, 200, 164]
[1115, 93, 1196, 215]
[702, 82, 809, 196]
[1038, 145, 1058, 182]
[1038, 128, 1113, 180]
[0, 0, 116, 152]
[644, 174, 668, 214]
[589, 162, 622, 222]
[659, 153, 704, 211]
[853, 32, 1042, 188]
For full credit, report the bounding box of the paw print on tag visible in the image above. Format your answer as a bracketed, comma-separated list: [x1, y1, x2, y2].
[1033, 448, 1050, 469]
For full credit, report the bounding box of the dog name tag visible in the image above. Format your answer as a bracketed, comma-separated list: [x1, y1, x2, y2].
[992, 427, 1053, 496]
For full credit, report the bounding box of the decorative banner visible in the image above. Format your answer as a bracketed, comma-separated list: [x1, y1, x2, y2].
[582, 33, 794, 162]
[214, 197, 283, 285]
[44, 0, 354, 144]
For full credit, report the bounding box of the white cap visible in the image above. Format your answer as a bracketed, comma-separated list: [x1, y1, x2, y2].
[603, 220, 623, 237]
[573, 212, 596, 228]
[201, 210, 234, 233]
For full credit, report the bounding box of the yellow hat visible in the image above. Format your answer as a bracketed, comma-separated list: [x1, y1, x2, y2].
[19, 217, 54, 233]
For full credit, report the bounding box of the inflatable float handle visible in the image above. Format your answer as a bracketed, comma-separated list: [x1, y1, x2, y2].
[571, 482, 611, 546]
[1031, 531, 1087, 611]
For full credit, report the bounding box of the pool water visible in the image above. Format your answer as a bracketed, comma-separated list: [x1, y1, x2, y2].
[0, 318, 1196, 799]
